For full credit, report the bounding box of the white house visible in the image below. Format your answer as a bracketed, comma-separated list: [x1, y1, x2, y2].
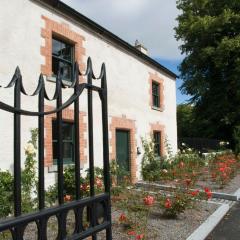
[0, 0, 177, 186]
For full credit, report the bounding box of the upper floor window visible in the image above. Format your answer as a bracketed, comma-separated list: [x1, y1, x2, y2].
[152, 81, 160, 108]
[52, 37, 74, 82]
[52, 120, 75, 164]
[153, 131, 161, 157]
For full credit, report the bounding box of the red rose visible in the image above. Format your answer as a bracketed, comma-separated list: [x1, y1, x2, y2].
[64, 195, 72, 202]
[144, 195, 155, 206]
[128, 231, 136, 236]
[165, 198, 172, 209]
[207, 191, 212, 199]
[185, 178, 192, 186]
[204, 187, 210, 193]
[219, 167, 225, 172]
[119, 213, 127, 222]
[136, 234, 144, 239]
[95, 177, 103, 188]
[190, 190, 199, 197]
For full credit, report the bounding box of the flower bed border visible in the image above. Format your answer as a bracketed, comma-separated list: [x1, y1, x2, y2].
[136, 181, 239, 201]
[186, 202, 229, 240]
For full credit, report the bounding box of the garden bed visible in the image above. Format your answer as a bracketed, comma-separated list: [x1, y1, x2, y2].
[97, 201, 218, 240]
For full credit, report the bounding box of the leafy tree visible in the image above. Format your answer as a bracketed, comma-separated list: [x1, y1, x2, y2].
[177, 104, 195, 137]
[175, 0, 240, 147]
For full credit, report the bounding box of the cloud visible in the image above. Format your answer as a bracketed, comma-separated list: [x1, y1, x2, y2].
[61, 0, 182, 60]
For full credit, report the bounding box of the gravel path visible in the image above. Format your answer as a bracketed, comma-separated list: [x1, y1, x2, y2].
[97, 201, 218, 240]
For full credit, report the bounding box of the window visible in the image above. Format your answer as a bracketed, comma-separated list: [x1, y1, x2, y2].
[52, 37, 74, 82]
[153, 131, 161, 156]
[152, 81, 160, 108]
[52, 120, 75, 164]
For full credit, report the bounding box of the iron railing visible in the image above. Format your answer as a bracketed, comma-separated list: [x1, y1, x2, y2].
[0, 57, 112, 239]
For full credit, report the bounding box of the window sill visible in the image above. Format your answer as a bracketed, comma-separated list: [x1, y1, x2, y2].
[48, 164, 83, 173]
[47, 76, 73, 87]
[152, 106, 164, 112]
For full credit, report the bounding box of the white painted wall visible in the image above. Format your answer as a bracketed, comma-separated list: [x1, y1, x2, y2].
[0, 0, 177, 184]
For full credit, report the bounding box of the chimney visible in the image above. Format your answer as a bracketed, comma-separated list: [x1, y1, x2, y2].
[135, 40, 148, 55]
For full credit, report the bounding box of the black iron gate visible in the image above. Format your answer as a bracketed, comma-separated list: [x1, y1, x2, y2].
[0, 57, 112, 239]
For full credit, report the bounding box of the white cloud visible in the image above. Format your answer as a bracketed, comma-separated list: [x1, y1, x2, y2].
[61, 0, 182, 60]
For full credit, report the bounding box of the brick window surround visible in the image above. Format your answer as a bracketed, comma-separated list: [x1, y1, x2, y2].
[150, 122, 165, 156]
[110, 115, 137, 183]
[41, 15, 86, 78]
[149, 72, 164, 111]
[44, 105, 87, 167]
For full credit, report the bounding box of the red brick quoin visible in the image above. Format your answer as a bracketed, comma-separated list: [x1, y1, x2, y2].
[149, 72, 165, 111]
[110, 115, 137, 183]
[41, 15, 86, 80]
[44, 105, 87, 167]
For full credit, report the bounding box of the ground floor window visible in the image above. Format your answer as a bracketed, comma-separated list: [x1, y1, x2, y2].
[52, 120, 74, 164]
[153, 131, 161, 157]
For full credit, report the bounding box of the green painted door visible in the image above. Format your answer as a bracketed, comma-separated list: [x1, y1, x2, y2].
[116, 130, 130, 173]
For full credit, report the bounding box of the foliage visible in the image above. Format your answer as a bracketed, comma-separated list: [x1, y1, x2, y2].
[177, 103, 196, 137]
[22, 129, 38, 213]
[175, 0, 240, 146]
[0, 129, 38, 219]
[0, 171, 13, 218]
[233, 126, 240, 155]
[141, 137, 162, 181]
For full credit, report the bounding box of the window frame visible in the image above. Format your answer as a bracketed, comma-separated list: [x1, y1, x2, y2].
[52, 36, 75, 82]
[52, 120, 75, 165]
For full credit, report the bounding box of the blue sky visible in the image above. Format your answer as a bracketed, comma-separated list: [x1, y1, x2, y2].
[62, 0, 190, 104]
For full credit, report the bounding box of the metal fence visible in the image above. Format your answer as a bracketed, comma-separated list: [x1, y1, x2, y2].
[0, 58, 112, 239]
[178, 137, 221, 152]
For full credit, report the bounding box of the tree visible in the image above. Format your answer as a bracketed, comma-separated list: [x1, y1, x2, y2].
[175, 0, 240, 147]
[177, 104, 195, 137]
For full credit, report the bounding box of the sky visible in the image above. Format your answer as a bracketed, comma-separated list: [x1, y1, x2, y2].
[62, 0, 190, 104]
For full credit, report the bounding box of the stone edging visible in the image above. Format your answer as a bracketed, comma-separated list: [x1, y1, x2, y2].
[136, 181, 239, 201]
[186, 203, 229, 240]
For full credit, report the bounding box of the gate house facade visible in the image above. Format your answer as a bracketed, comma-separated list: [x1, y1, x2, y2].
[0, 0, 178, 185]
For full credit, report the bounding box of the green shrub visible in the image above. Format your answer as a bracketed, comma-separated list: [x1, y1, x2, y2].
[0, 170, 13, 218]
[141, 137, 163, 181]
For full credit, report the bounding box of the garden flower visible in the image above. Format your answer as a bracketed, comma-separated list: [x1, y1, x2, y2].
[144, 195, 155, 206]
[80, 183, 90, 192]
[219, 167, 225, 172]
[64, 195, 72, 202]
[136, 234, 144, 239]
[119, 213, 127, 222]
[204, 187, 212, 199]
[162, 169, 168, 173]
[179, 161, 184, 168]
[206, 191, 212, 199]
[185, 178, 192, 186]
[165, 198, 172, 209]
[190, 190, 199, 197]
[128, 231, 136, 236]
[24, 143, 35, 155]
[95, 177, 103, 188]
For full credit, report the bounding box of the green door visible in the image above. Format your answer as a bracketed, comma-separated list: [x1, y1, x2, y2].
[116, 130, 130, 173]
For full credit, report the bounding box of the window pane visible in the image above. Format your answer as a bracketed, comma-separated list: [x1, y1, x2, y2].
[52, 121, 74, 164]
[52, 58, 72, 81]
[152, 82, 160, 107]
[153, 132, 161, 156]
[52, 38, 72, 61]
[62, 122, 74, 140]
[63, 142, 73, 160]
